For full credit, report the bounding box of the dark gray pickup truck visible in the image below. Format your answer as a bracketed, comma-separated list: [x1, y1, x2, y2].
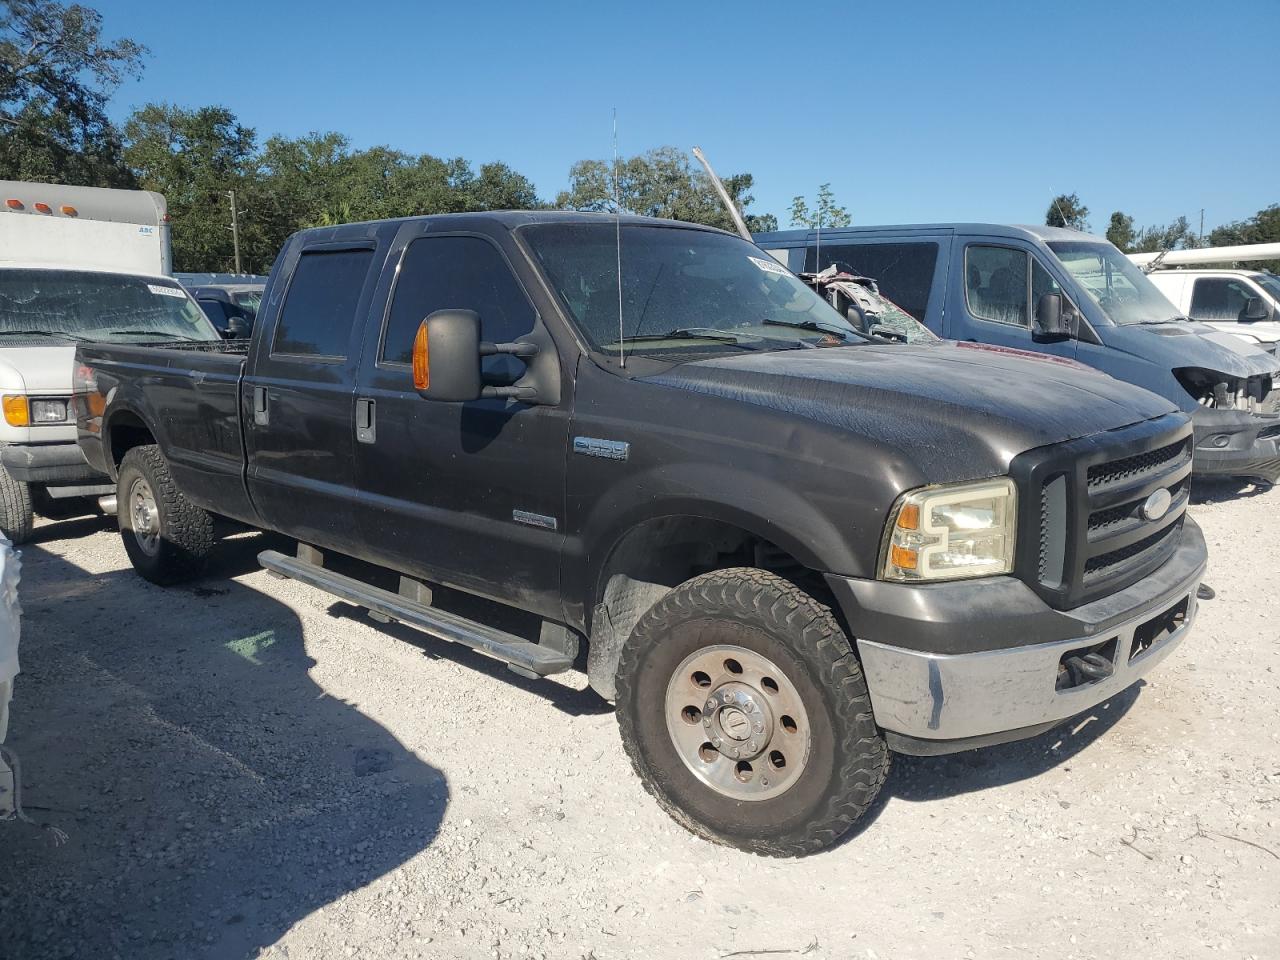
[75, 212, 1208, 855]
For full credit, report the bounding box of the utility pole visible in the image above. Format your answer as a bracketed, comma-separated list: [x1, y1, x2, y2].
[227, 189, 242, 273]
[1199, 208, 1205, 243]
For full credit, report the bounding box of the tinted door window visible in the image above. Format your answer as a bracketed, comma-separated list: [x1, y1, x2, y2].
[273, 249, 373, 358]
[966, 245, 1028, 326]
[198, 298, 228, 328]
[382, 236, 536, 382]
[1190, 277, 1254, 321]
[805, 242, 939, 321]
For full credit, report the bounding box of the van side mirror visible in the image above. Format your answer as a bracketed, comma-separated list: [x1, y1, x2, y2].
[1033, 292, 1075, 342]
[224, 316, 248, 339]
[412, 309, 540, 403]
[1242, 296, 1271, 322]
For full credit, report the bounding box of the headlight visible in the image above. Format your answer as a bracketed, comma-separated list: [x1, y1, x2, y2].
[880, 478, 1016, 581]
[30, 399, 68, 423]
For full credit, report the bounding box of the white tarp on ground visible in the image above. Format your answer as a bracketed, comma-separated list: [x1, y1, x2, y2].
[0, 537, 21, 818]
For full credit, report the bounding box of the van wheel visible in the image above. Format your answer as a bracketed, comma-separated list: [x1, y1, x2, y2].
[0, 466, 34, 545]
[117, 444, 214, 585]
[615, 567, 889, 857]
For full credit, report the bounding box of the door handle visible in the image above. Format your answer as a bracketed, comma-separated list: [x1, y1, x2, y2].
[253, 386, 269, 425]
[356, 397, 376, 444]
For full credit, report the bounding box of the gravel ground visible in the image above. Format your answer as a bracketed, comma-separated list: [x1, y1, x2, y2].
[1, 479, 1277, 960]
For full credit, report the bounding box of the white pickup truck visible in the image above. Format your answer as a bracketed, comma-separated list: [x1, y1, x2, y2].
[0, 180, 218, 542]
[1147, 269, 1280, 352]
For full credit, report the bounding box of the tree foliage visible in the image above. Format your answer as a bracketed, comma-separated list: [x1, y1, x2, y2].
[1131, 216, 1202, 254]
[789, 183, 849, 229]
[1105, 211, 1135, 252]
[1045, 192, 1089, 231]
[1206, 203, 1280, 272]
[0, 0, 145, 185]
[554, 146, 776, 233]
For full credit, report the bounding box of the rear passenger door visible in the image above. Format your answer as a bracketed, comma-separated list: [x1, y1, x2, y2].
[350, 228, 570, 620]
[947, 240, 1079, 359]
[243, 241, 382, 549]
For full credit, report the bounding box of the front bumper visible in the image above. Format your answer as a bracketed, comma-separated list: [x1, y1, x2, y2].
[825, 518, 1207, 754]
[1190, 407, 1280, 482]
[1, 441, 107, 485]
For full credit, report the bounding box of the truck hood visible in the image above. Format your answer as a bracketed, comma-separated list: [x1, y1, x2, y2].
[0, 344, 76, 393]
[643, 340, 1177, 481]
[1099, 322, 1280, 378]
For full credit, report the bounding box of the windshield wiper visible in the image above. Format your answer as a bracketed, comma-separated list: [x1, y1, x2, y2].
[0, 329, 88, 341]
[761, 318, 862, 341]
[622, 329, 744, 344]
[105, 329, 195, 340]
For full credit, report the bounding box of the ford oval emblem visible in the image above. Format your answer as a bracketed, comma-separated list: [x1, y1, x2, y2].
[1141, 488, 1172, 521]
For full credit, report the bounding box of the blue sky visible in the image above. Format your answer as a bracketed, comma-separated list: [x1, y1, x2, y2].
[97, 0, 1277, 234]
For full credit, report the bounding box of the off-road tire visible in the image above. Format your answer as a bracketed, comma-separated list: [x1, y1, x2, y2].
[117, 444, 214, 585]
[0, 465, 34, 545]
[615, 567, 889, 857]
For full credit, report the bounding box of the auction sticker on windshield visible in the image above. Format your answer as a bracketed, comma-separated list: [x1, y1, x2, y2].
[749, 256, 789, 276]
[147, 284, 187, 298]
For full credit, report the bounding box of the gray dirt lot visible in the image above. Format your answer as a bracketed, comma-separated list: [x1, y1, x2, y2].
[1, 479, 1277, 960]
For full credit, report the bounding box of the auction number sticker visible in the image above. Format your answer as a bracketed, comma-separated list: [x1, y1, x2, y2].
[147, 284, 187, 298]
[748, 255, 789, 275]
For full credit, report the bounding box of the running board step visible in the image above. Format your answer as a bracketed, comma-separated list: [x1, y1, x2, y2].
[258, 550, 573, 677]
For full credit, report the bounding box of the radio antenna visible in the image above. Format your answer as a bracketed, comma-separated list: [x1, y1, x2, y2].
[613, 108, 625, 368]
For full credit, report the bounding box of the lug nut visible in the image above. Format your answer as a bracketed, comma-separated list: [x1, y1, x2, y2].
[754, 722, 763, 733]
[747, 741, 757, 752]
[722, 692, 732, 703]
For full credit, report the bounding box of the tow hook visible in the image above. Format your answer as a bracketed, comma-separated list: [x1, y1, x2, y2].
[1057, 651, 1113, 690]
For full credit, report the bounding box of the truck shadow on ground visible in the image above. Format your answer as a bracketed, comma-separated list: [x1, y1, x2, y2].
[843, 683, 1144, 845]
[1191, 477, 1274, 504]
[0, 525, 447, 960]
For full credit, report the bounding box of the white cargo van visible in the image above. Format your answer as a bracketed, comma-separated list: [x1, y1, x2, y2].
[1148, 269, 1280, 352]
[0, 180, 218, 542]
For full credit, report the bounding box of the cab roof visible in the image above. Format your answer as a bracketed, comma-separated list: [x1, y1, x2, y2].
[754, 223, 1109, 245]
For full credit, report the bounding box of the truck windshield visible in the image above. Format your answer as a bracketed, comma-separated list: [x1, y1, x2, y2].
[1254, 274, 1280, 302]
[0, 269, 218, 344]
[522, 223, 867, 355]
[1046, 241, 1181, 325]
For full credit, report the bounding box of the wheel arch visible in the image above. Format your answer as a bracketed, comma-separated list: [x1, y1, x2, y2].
[102, 405, 158, 480]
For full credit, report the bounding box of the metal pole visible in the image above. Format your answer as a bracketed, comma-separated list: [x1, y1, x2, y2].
[691, 146, 752, 241]
[228, 189, 242, 273]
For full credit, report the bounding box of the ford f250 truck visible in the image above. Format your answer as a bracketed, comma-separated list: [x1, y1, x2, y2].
[74, 212, 1208, 856]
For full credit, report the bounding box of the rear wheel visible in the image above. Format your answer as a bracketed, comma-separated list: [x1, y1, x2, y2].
[615, 567, 889, 857]
[0, 466, 34, 545]
[117, 445, 214, 584]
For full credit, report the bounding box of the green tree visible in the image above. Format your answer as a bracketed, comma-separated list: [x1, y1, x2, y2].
[789, 183, 850, 229]
[1045, 192, 1089, 231]
[123, 103, 260, 272]
[0, 0, 145, 185]
[1131, 216, 1202, 255]
[1106, 211, 1136, 252]
[555, 146, 774, 233]
[1206, 203, 1280, 272]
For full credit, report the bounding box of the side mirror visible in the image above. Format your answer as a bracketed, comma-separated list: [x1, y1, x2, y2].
[1033, 292, 1075, 342]
[1242, 296, 1271, 322]
[224, 316, 248, 339]
[412, 309, 541, 403]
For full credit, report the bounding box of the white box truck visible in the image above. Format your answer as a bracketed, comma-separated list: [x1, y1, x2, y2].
[0, 180, 218, 542]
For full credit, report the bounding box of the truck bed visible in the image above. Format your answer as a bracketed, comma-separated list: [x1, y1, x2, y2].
[75, 339, 256, 523]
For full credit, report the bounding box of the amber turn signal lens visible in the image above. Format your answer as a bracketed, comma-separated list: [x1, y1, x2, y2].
[889, 545, 918, 571]
[2, 395, 29, 427]
[412, 321, 429, 390]
[60, 205, 77, 216]
[896, 503, 920, 530]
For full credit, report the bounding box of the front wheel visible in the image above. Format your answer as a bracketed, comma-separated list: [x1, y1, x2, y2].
[117, 445, 214, 584]
[615, 568, 889, 857]
[0, 465, 34, 545]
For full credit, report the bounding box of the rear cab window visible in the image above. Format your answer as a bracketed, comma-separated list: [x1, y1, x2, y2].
[273, 249, 374, 359]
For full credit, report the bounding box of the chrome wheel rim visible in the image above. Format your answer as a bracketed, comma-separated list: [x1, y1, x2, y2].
[664, 643, 811, 801]
[128, 476, 161, 556]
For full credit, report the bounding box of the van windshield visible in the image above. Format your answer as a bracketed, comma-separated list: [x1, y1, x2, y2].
[522, 223, 868, 356]
[0, 269, 218, 344]
[1046, 241, 1181, 325]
